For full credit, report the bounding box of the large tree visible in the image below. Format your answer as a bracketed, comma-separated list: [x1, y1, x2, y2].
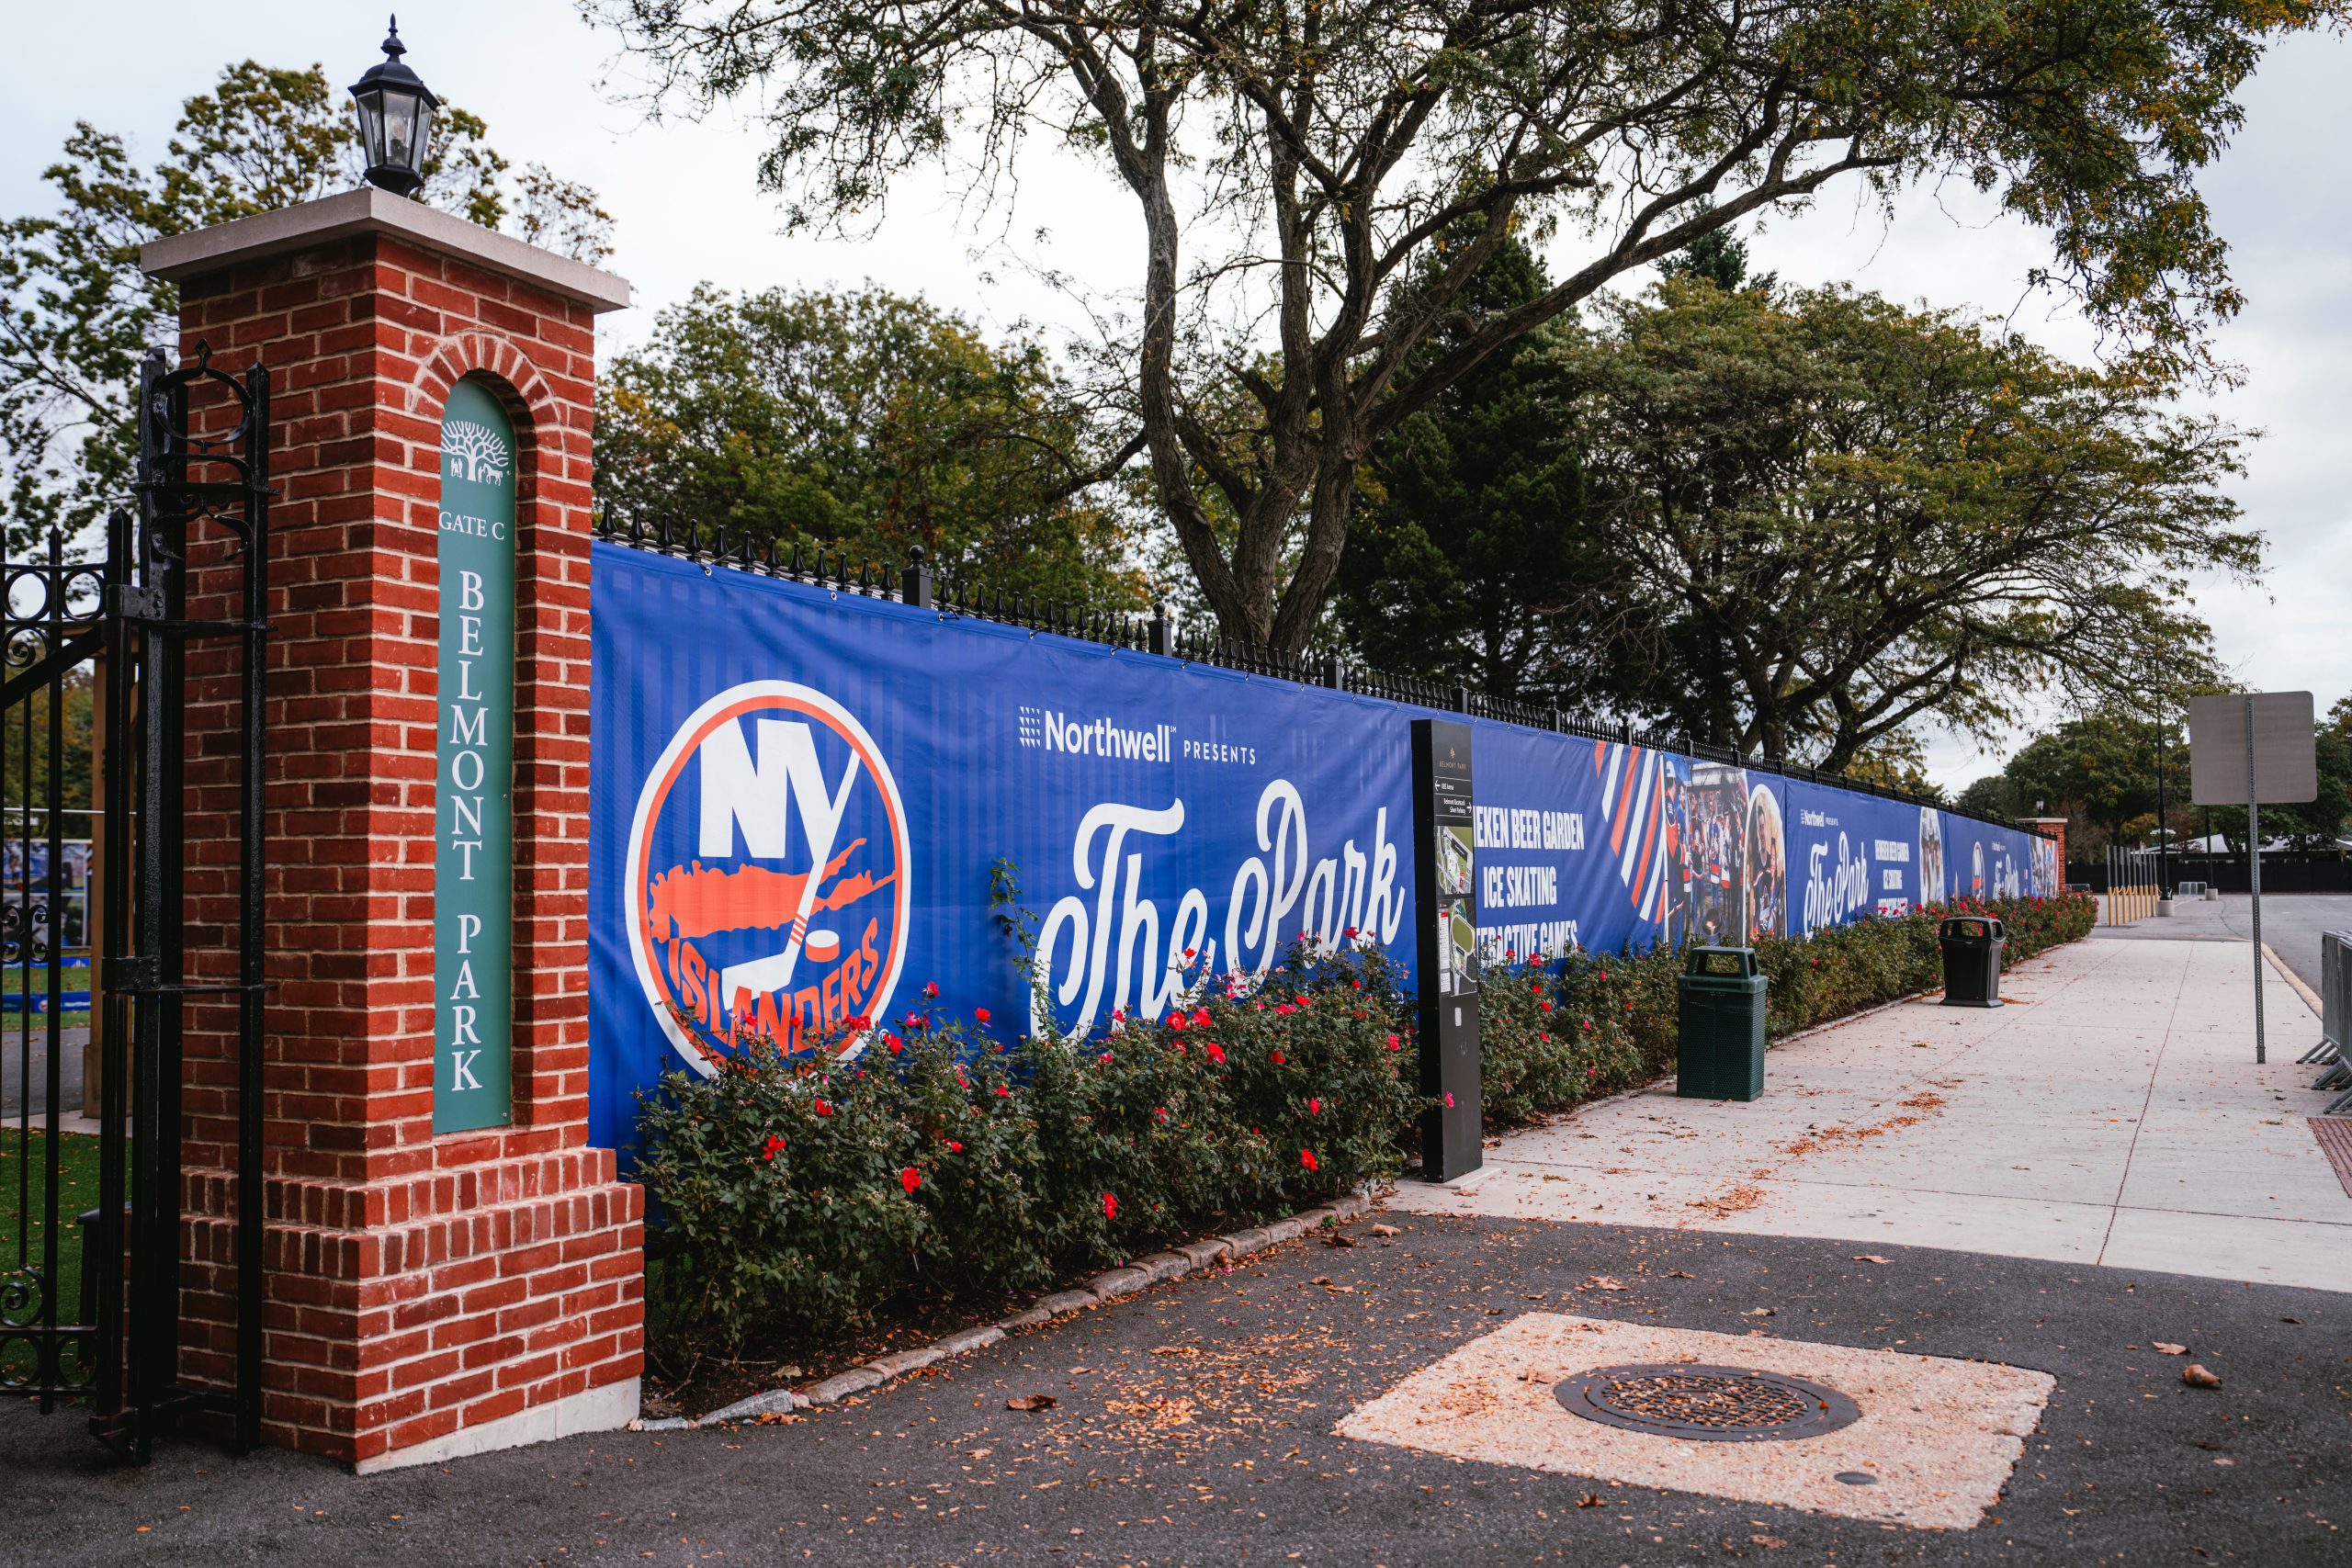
[591, 0, 2331, 653]
[1552, 278, 2254, 769]
[0, 61, 612, 548]
[596, 284, 1146, 606]
[1330, 237, 1601, 700]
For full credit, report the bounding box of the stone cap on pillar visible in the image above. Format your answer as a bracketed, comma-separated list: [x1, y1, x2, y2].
[141, 185, 633, 314]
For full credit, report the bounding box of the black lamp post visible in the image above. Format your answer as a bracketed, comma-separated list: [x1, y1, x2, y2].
[350, 17, 438, 197]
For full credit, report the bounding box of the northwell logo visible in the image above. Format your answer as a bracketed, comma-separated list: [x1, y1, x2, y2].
[1019, 706, 1175, 762]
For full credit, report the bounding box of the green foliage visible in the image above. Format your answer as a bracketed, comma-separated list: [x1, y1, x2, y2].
[0, 61, 613, 549]
[638, 895, 2096, 1359]
[594, 0, 2334, 653]
[1477, 951, 1645, 1126]
[596, 286, 1145, 609]
[1996, 711, 2192, 853]
[634, 941, 1419, 1353]
[1335, 238, 1601, 702]
[1550, 279, 2255, 766]
[0, 663, 93, 813]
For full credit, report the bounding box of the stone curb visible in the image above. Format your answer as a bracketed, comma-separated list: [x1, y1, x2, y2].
[635, 1186, 1377, 1431]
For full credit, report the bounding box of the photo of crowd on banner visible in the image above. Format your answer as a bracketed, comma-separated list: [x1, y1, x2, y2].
[1660, 763, 1787, 948]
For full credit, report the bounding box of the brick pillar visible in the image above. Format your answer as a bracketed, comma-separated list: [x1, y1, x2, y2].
[142, 188, 642, 1470]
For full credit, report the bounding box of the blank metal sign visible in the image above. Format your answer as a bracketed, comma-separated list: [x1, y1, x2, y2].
[2188, 691, 2317, 805]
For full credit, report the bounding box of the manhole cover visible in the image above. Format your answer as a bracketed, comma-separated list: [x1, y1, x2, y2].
[1554, 1363, 1861, 1442]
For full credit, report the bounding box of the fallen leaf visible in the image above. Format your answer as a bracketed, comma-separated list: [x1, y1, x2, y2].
[966, 1448, 992, 1459]
[1149, 1346, 1201, 1357]
[1852, 1254, 1894, 1265]
[2181, 1364, 2222, 1390]
[1582, 1275, 1626, 1292]
[2154, 1342, 2188, 1356]
[1668, 1270, 1694, 1280]
[1749, 1534, 1786, 1549]
[1743, 1307, 1776, 1317]
[2280, 1315, 2301, 1325]
[1323, 1232, 1358, 1247]
[2212, 1456, 2237, 1467]
[1006, 1393, 1058, 1412]
[1577, 1494, 1603, 1508]
[1310, 1276, 1333, 1286]
[1371, 1223, 1401, 1237]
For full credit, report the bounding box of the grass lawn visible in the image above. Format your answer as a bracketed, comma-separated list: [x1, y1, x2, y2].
[1, 1126, 106, 1383]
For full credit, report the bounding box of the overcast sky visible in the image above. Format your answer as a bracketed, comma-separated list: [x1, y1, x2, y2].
[9, 3, 2345, 789]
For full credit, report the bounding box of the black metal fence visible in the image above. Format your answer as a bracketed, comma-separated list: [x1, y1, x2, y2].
[591, 513, 2042, 842]
[0, 344, 271, 1462]
[2076, 857, 2352, 896]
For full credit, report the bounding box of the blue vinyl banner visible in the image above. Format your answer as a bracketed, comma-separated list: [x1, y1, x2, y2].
[589, 543, 2057, 1150]
[590, 546, 1421, 1150]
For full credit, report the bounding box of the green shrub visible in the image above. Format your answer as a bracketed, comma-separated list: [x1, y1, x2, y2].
[635, 893, 2096, 1355]
[634, 940, 1420, 1355]
[1478, 948, 1645, 1124]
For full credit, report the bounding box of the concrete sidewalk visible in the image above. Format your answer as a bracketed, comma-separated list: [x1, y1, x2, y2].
[1393, 936, 2352, 1292]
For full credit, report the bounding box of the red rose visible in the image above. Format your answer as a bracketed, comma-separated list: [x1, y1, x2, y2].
[1271, 1051, 1286, 1064]
[947, 1140, 964, 1153]
[975, 1007, 992, 1023]
[1386, 1032, 1400, 1051]
[1204, 1043, 1227, 1065]
[923, 982, 941, 998]
[1192, 1007, 1210, 1027]
[1300, 1148, 1318, 1172]
[1443, 1091, 1455, 1109]
[1166, 1011, 1186, 1031]
[1307, 1097, 1320, 1115]
[899, 1167, 922, 1193]
[762, 1134, 786, 1161]
[1102, 1191, 1119, 1221]
[814, 1099, 833, 1116]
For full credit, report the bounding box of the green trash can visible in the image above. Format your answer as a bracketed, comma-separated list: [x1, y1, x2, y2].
[1678, 946, 1768, 1101]
[1938, 917, 2006, 1007]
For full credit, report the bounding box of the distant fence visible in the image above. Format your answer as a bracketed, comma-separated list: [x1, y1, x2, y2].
[2069, 858, 2352, 894]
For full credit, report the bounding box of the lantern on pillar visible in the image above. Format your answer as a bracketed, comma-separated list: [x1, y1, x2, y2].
[349, 16, 439, 197]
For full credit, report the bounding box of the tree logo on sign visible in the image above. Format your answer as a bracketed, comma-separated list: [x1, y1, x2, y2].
[442, 418, 511, 485]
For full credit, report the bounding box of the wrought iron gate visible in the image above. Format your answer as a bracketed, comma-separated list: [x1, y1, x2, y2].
[0, 344, 268, 1459]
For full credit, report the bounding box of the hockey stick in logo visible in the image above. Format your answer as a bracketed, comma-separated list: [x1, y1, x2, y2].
[718, 751, 863, 1012]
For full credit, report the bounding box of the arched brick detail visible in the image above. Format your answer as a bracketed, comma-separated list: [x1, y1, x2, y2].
[412, 331, 561, 429]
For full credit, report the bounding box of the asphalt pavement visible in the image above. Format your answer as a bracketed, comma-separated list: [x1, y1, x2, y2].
[2093, 891, 2350, 995]
[3, 1211, 2343, 1567]
[2219, 894, 2352, 996]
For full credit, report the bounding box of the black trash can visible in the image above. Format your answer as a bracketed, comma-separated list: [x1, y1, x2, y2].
[1677, 946, 1768, 1101]
[1939, 916, 2006, 1007]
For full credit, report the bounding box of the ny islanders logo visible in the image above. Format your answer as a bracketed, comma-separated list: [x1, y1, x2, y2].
[626, 682, 910, 1072]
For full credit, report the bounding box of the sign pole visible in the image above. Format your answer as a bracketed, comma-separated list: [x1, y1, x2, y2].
[2245, 694, 2264, 1064]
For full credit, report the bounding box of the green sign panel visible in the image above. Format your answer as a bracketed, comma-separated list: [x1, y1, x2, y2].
[433, 379, 516, 1133]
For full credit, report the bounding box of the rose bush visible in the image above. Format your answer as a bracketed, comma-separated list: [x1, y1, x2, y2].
[637, 894, 2093, 1354]
[635, 938, 1419, 1353]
